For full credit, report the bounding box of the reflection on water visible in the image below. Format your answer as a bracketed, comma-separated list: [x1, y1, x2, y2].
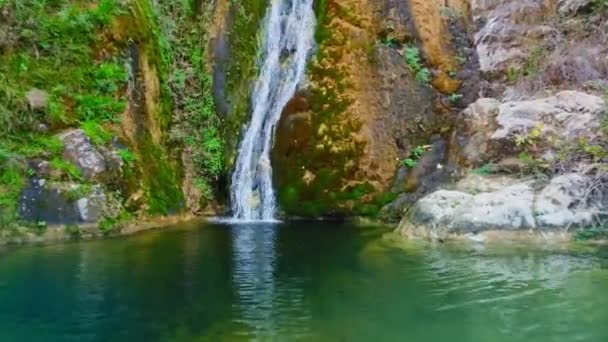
[0, 222, 607, 341]
[231, 223, 278, 335]
[229, 223, 311, 339]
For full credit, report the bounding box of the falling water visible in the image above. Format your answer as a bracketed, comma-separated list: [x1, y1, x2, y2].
[230, 0, 316, 221]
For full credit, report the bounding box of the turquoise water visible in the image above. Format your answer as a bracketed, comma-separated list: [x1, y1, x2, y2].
[0, 221, 607, 341]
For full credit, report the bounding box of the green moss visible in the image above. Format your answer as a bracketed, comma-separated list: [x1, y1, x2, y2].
[222, 0, 269, 167]
[274, 0, 375, 217]
[81, 120, 113, 146]
[138, 135, 183, 215]
[0, 165, 26, 226]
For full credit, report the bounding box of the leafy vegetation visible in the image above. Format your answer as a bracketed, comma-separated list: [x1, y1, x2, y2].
[403, 46, 432, 85]
[154, 0, 225, 201]
[402, 145, 431, 168]
[0, 0, 127, 225]
[473, 163, 495, 175]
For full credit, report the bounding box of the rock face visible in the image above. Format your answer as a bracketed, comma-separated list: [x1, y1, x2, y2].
[58, 129, 107, 180]
[19, 180, 118, 225]
[471, 0, 555, 74]
[557, 0, 594, 15]
[454, 91, 605, 166]
[399, 173, 605, 239]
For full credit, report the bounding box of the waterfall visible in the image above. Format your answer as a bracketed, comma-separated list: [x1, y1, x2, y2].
[230, 0, 316, 221]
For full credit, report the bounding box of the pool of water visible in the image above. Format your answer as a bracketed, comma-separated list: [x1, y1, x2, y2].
[0, 221, 607, 341]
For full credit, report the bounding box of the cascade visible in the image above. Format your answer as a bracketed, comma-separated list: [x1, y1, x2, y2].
[229, 0, 316, 221]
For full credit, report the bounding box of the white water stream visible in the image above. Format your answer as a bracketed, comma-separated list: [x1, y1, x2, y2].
[229, 0, 316, 221]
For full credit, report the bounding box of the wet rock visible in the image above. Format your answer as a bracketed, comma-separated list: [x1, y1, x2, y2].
[19, 180, 110, 224]
[25, 88, 48, 111]
[20, 178, 80, 225]
[58, 129, 107, 180]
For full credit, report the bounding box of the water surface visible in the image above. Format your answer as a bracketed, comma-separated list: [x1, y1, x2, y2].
[0, 221, 607, 341]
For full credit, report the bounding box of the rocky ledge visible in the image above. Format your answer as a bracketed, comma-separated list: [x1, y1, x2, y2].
[398, 173, 607, 242]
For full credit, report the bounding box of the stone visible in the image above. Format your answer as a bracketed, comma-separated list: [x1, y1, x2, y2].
[75, 186, 107, 223]
[58, 129, 107, 180]
[454, 98, 501, 165]
[25, 88, 48, 111]
[534, 173, 598, 228]
[455, 91, 605, 165]
[399, 172, 608, 239]
[471, 0, 557, 74]
[19, 180, 108, 225]
[557, 0, 594, 15]
[492, 91, 604, 141]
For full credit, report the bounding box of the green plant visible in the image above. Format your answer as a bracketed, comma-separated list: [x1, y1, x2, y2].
[118, 148, 136, 164]
[65, 224, 81, 239]
[64, 184, 94, 202]
[50, 158, 82, 181]
[448, 93, 463, 103]
[575, 222, 608, 241]
[592, 0, 608, 12]
[81, 120, 113, 146]
[473, 163, 495, 175]
[98, 210, 132, 236]
[379, 37, 399, 48]
[402, 145, 431, 168]
[515, 124, 544, 148]
[403, 45, 432, 85]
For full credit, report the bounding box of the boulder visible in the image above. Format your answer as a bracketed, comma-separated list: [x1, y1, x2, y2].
[455, 91, 605, 165]
[471, 0, 557, 74]
[534, 173, 598, 228]
[75, 186, 107, 223]
[412, 178, 536, 233]
[399, 172, 607, 239]
[19, 180, 115, 224]
[58, 129, 107, 180]
[492, 91, 604, 141]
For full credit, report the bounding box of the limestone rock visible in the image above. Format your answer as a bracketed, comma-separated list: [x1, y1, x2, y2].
[456, 91, 605, 165]
[58, 129, 107, 180]
[471, 0, 556, 74]
[492, 91, 604, 141]
[557, 0, 594, 15]
[412, 179, 536, 233]
[534, 174, 597, 228]
[399, 173, 607, 239]
[454, 98, 501, 165]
